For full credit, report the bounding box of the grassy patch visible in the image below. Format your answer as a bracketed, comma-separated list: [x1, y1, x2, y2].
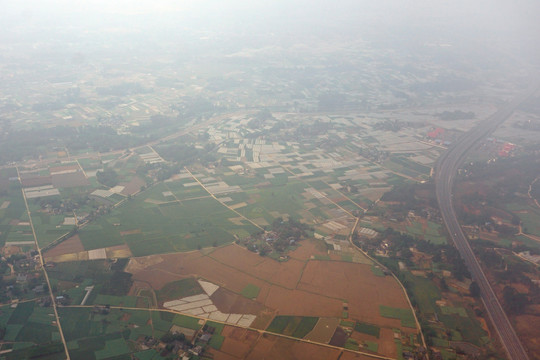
[344, 338, 360, 351]
[172, 314, 201, 330]
[379, 306, 416, 328]
[94, 337, 130, 360]
[206, 321, 225, 335]
[440, 306, 467, 317]
[291, 317, 318, 338]
[8, 301, 34, 325]
[364, 340, 379, 352]
[241, 284, 260, 299]
[371, 265, 385, 277]
[15, 322, 53, 343]
[354, 322, 380, 338]
[157, 278, 203, 302]
[208, 334, 225, 350]
[267, 316, 318, 338]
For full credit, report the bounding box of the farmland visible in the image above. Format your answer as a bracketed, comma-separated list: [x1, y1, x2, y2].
[0, 301, 64, 360]
[126, 242, 420, 357]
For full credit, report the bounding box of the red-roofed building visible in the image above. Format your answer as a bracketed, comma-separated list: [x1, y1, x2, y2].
[428, 128, 445, 139]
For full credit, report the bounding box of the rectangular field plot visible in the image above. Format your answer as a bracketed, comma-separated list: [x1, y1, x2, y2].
[379, 305, 416, 328]
[84, 195, 259, 256]
[0, 302, 64, 360]
[235, 181, 309, 223]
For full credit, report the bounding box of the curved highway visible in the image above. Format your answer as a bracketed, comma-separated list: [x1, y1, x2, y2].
[435, 87, 537, 360]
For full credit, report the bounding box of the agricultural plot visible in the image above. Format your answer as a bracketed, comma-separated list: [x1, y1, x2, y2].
[406, 220, 446, 245]
[0, 171, 33, 248]
[77, 184, 259, 256]
[126, 242, 420, 357]
[208, 325, 344, 360]
[507, 202, 540, 237]
[0, 302, 64, 360]
[379, 306, 416, 328]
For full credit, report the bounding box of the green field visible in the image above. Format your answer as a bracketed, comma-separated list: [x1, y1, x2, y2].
[172, 314, 202, 330]
[241, 284, 261, 299]
[79, 193, 259, 256]
[379, 305, 416, 328]
[354, 322, 380, 338]
[95, 338, 130, 360]
[58, 307, 208, 358]
[266, 316, 318, 338]
[403, 272, 441, 315]
[157, 278, 203, 302]
[440, 306, 467, 317]
[364, 340, 379, 352]
[0, 302, 64, 360]
[371, 265, 385, 277]
[208, 334, 225, 350]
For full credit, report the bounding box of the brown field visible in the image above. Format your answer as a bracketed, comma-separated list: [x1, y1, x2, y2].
[340, 351, 386, 360]
[44, 235, 84, 258]
[121, 176, 146, 196]
[212, 326, 260, 359]
[105, 244, 132, 258]
[305, 317, 340, 343]
[245, 333, 341, 360]
[349, 327, 397, 358]
[329, 327, 347, 347]
[514, 313, 540, 356]
[211, 287, 265, 315]
[44, 238, 131, 262]
[126, 242, 416, 346]
[298, 260, 408, 327]
[51, 171, 89, 188]
[49, 165, 79, 173]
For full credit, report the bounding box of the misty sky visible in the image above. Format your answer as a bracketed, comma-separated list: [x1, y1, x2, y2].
[1, 0, 539, 68]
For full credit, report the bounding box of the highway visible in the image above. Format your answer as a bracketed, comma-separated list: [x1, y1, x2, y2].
[435, 87, 538, 360]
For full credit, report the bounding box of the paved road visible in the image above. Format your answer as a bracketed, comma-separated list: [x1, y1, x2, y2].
[435, 87, 538, 360]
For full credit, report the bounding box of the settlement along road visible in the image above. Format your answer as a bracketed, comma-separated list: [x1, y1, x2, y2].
[435, 86, 538, 360]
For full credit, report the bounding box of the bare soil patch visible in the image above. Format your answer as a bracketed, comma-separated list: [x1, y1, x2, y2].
[305, 317, 340, 343]
[328, 326, 347, 347]
[340, 352, 384, 360]
[215, 326, 259, 359]
[127, 244, 414, 334]
[211, 287, 265, 315]
[44, 235, 84, 258]
[121, 176, 146, 195]
[51, 171, 89, 188]
[246, 333, 340, 360]
[298, 260, 408, 327]
[514, 313, 540, 356]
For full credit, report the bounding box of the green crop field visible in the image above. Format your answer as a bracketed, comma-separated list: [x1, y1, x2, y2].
[95, 338, 130, 360]
[371, 265, 385, 277]
[157, 278, 203, 302]
[440, 306, 467, 317]
[403, 272, 441, 315]
[354, 322, 380, 338]
[172, 314, 202, 330]
[364, 340, 379, 352]
[208, 334, 225, 350]
[241, 284, 260, 299]
[79, 193, 259, 256]
[8, 301, 35, 325]
[266, 316, 318, 338]
[291, 317, 318, 338]
[379, 305, 416, 328]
